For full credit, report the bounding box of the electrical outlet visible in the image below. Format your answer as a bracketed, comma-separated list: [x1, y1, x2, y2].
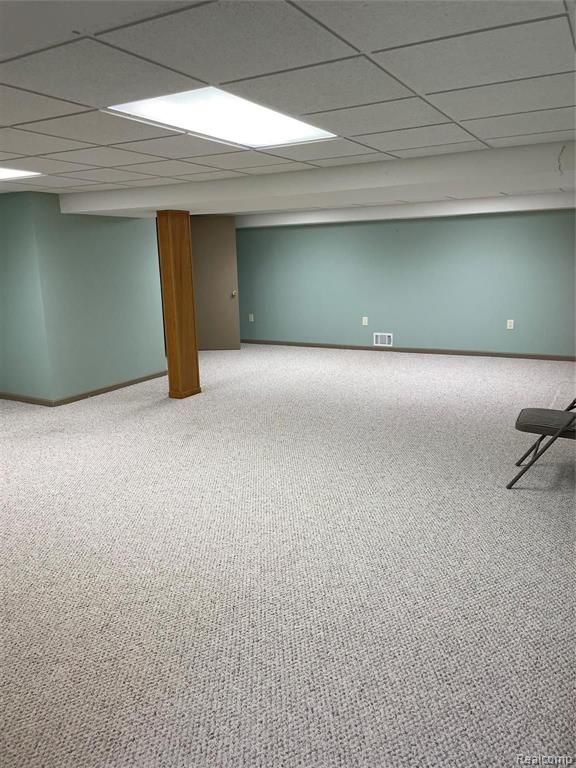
[362, 316, 369, 326]
[507, 319, 514, 330]
[248, 313, 254, 322]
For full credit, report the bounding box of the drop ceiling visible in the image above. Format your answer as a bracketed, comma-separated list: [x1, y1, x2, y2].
[0, 0, 574, 208]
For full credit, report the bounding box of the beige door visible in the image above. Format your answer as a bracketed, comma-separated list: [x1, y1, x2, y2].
[190, 215, 240, 350]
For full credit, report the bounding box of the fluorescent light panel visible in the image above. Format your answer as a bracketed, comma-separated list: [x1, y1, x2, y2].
[0, 168, 42, 180]
[107, 87, 336, 148]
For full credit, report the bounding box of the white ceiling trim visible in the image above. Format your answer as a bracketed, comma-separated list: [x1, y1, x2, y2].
[236, 192, 575, 228]
[58, 142, 574, 217]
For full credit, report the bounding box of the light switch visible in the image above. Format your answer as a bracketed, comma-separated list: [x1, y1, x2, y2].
[362, 316, 369, 326]
[507, 319, 514, 330]
[248, 313, 254, 322]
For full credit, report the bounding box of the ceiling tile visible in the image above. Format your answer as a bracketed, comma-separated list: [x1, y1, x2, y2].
[266, 138, 375, 161]
[0, 157, 97, 174]
[487, 130, 576, 146]
[112, 177, 192, 187]
[100, 1, 354, 83]
[0, 85, 89, 127]
[59, 183, 126, 192]
[175, 170, 244, 181]
[43, 146, 166, 166]
[0, 150, 22, 161]
[0, 128, 93, 155]
[114, 159, 212, 176]
[297, 1, 563, 52]
[0, 39, 201, 108]
[14, 175, 94, 188]
[309, 98, 449, 136]
[567, 1, 576, 39]
[346, 202, 406, 208]
[61, 168, 156, 183]
[428, 73, 576, 120]
[355, 124, 473, 152]
[392, 141, 487, 158]
[113, 134, 237, 158]
[374, 19, 575, 93]
[223, 58, 411, 115]
[501, 186, 572, 196]
[241, 162, 313, 174]
[442, 189, 507, 200]
[19, 111, 178, 144]
[0, 2, 193, 61]
[464, 107, 576, 138]
[393, 193, 460, 204]
[312, 153, 393, 167]
[197, 151, 292, 169]
[0, 182, 37, 193]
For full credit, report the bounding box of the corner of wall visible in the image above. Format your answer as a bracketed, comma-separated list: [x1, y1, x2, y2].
[29, 193, 59, 401]
[0, 192, 57, 401]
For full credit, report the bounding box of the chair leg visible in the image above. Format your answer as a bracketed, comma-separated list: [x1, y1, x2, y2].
[507, 429, 571, 489]
[515, 436, 545, 466]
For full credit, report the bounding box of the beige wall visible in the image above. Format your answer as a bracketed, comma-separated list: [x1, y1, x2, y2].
[190, 215, 240, 350]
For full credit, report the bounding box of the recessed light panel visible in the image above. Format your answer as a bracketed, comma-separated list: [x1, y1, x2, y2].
[106, 87, 336, 148]
[0, 168, 42, 180]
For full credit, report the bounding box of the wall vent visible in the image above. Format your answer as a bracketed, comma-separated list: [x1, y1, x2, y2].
[373, 332, 393, 347]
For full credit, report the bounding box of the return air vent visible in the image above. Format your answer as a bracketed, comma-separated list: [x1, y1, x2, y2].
[373, 332, 393, 347]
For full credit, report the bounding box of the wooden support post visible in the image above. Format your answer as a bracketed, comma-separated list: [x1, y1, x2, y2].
[156, 210, 201, 399]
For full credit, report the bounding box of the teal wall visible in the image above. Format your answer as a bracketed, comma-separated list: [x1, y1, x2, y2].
[0, 193, 166, 401]
[237, 210, 576, 356]
[0, 194, 53, 399]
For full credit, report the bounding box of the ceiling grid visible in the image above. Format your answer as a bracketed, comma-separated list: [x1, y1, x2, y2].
[0, 0, 572, 199]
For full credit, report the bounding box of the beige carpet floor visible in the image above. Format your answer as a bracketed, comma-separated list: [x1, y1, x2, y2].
[2, 345, 575, 768]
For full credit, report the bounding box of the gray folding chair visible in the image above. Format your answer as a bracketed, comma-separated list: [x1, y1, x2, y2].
[507, 397, 576, 489]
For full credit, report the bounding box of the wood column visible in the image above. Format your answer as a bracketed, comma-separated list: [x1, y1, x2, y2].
[156, 210, 201, 399]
